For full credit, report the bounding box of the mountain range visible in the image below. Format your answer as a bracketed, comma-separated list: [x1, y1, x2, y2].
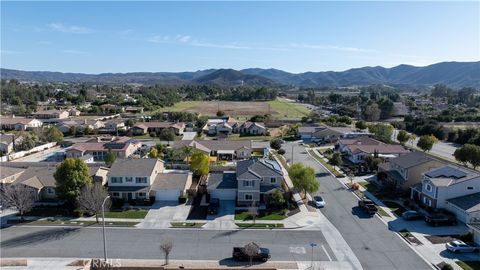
[1, 61, 479, 88]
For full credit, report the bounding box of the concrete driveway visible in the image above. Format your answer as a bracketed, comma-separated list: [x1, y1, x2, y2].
[182, 132, 197, 140]
[137, 201, 191, 228]
[203, 200, 237, 230]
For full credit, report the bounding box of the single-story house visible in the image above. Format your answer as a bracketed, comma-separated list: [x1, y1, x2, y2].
[132, 122, 185, 135]
[31, 109, 69, 119]
[0, 166, 25, 184]
[0, 117, 43, 131]
[338, 137, 410, 164]
[173, 140, 252, 161]
[66, 136, 141, 161]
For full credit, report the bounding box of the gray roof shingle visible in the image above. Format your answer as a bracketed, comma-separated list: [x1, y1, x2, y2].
[108, 158, 160, 177]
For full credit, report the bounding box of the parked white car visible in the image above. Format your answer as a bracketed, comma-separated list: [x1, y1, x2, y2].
[313, 196, 326, 208]
[445, 240, 479, 253]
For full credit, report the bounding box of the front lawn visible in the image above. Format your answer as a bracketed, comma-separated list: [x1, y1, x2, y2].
[103, 209, 148, 219]
[456, 261, 480, 270]
[235, 209, 287, 221]
[383, 200, 407, 217]
[236, 223, 284, 228]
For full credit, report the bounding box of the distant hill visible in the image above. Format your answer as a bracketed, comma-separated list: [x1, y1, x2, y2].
[2, 61, 479, 88]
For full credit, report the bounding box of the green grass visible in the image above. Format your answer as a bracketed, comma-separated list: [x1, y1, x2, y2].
[252, 151, 264, 157]
[235, 209, 287, 221]
[236, 223, 284, 228]
[307, 150, 345, 178]
[153, 101, 200, 113]
[375, 206, 391, 217]
[170, 222, 205, 228]
[10, 219, 138, 227]
[456, 261, 480, 270]
[103, 209, 148, 219]
[267, 99, 310, 118]
[226, 134, 272, 141]
[383, 200, 407, 217]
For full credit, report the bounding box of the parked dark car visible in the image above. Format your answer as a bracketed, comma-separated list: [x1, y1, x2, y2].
[207, 198, 220, 215]
[358, 199, 378, 216]
[424, 212, 457, 226]
[402, 210, 424, 221]
[232, 246, 270, 262]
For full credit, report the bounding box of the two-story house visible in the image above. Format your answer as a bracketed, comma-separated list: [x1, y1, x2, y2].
[236, 158, 283, 206]
[66, 136, 141, 161]
[411, 165, 480, 223]
[378, 151, 444, 190]
[108, 158, 164, 201]
[107, 158, 192, 202]
[0, 117, 43, 131]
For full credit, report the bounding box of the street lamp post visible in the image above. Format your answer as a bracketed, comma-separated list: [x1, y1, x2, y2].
[102, 195, 111, 262]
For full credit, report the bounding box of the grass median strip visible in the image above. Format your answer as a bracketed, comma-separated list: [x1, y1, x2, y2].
[103, 209, 148, 219]
[307, 149, 345, 178]
[456, 261, 480, 270]
[235, 209, 287, 221]
[236, 223, 284, 228]
[170, 222, 205, 228]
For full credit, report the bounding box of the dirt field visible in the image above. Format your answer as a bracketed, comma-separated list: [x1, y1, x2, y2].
[183, 101, 276, 117]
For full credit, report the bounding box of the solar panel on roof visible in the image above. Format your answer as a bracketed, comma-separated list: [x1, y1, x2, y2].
[426, 166, 467, 179]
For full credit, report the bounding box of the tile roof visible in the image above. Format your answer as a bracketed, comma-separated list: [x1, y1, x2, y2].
[0, 117, 38, 125]
[108, 158, 161, 177]
[13, 166, 57, 189]
[151, 173, 191, 190]
[0, 166, 25, 181]
[447, 192, 480, 213]
[389, 151, 437, 168]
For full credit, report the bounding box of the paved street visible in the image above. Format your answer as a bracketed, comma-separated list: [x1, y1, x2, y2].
[1, 226, 337, 264]
[285, 142, 432, 270]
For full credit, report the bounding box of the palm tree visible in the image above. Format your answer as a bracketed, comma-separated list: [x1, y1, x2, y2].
[182, 146, 194, 169]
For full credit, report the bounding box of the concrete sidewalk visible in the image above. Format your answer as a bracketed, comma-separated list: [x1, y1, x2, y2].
[309, 148, 468, 270]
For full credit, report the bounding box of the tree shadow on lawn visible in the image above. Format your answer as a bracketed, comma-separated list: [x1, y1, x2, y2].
[1, 227, 80, 248]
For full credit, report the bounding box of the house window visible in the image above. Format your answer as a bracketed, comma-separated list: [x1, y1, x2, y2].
[111, 177, 123, 183]
[467, 187, 474, 190]
[112, 192, 120, 197]
[135, 177, 147, 183]
[46, 187, 55, 195]
[245, 194, 253, 200]
[137, 192, 146, 198]
[425, 183, 432, 192]
[125, 177, 133, 182]
[270, 178, 277, 184]
[243, 180, 253, 187]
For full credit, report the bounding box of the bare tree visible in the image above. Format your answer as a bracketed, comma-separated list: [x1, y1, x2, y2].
[244, 242, 260, 266]
[248, 201, 258, 224]
[0, 184, 36, 220]
[160, 239, 173, 265]
[77, 184, 110, 223]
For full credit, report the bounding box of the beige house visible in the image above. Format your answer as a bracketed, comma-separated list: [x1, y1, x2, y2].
[0, 117, 43, 131]
[66, 136, 141, 161]
[378, 152, 444, 190]
[32, 109, 69, 119]
[174, 140, 252, 161]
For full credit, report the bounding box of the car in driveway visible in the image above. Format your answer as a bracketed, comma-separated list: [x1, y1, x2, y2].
[445, 240, 480, 253]
[424, 212, 457, 226]
[313, 196, 326, 208]
[402, 210, 423, 221]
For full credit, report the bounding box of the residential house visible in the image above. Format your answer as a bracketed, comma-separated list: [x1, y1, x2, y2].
[236, 158, 284, 206]
[173, 140, 252, 161]
[68, 108, 81, 117]
[0, 133, 18, 155]
[104, 119, 126, 133]
[124, 106, 144, 114]
[298, 125, 357, 143]
[207, 172, 237, 200]
[0, 117, 43, 131]
[378, 152, 444, 191]
[10, 166, 58, 201]
[132, 122, 185, 136]
[0, 166, 25, 184]
[107, 158, 192, 202]
[411, 166, 480, 223]
[66, 136, 141, 161]
[31, 109, 69, 119]
[468, 223, 480, 246]
[237, 122, 267, 136]
[203, 117, 238, 136]
[56, 119, 105, 134]
[337, 137, 409, 164]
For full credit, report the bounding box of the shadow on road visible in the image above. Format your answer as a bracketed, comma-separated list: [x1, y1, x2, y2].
[1, 227, 80, 248]
[351, 206, 374, 219]
[315, 172, 330, 178]
[218, 258, 268, 267]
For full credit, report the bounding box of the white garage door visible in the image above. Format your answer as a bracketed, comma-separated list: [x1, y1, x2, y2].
[155, 189, 181, 201]
[210, 189, 236, 200]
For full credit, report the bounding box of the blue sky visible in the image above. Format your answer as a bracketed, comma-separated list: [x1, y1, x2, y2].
[1, 1, 479, 73]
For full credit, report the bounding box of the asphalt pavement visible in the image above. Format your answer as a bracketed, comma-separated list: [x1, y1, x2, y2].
[285, 142, 432, 270]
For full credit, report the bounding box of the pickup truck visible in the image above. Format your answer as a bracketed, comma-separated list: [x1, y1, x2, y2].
[424, 212, 458, 226]
[358, 199, 378, 216]
[232, 246, 271, 262]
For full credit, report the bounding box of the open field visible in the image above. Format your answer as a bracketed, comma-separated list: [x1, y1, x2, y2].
[155, 99, 310, 119]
